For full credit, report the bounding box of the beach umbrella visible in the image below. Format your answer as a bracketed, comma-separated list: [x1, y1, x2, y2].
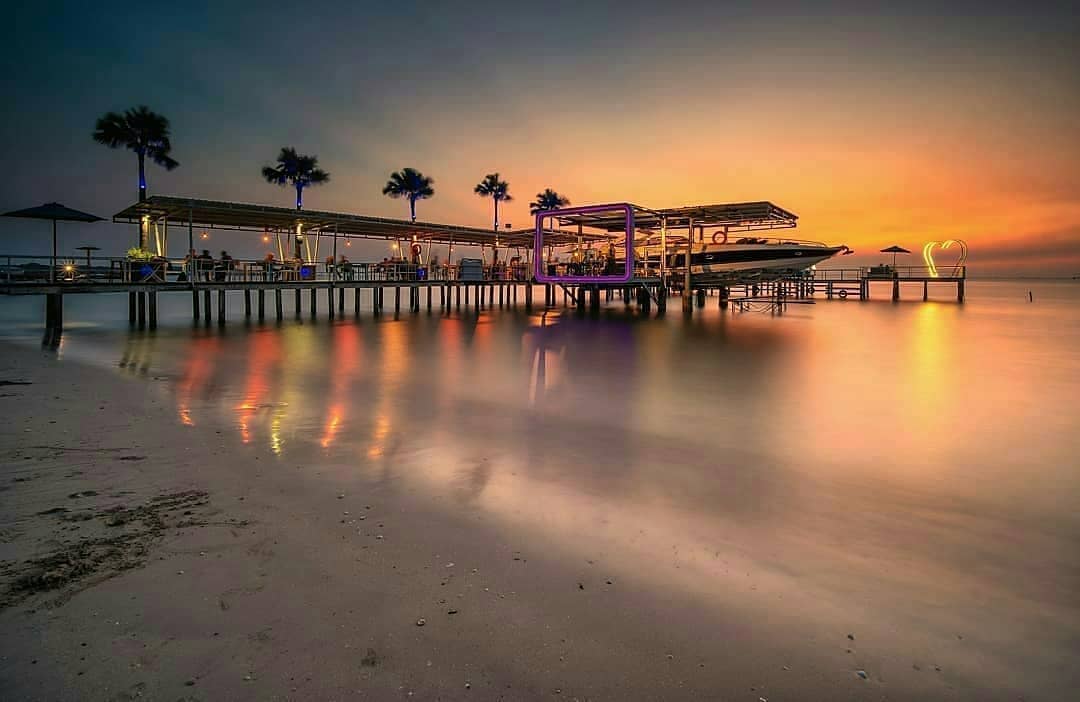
[880, 245, 911, 268]
[76, 245, 101, 269]
[3, 202, 103, 282]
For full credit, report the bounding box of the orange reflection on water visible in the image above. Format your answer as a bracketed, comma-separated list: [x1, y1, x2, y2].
[175, 335, 222, 426]
[367, 412, 390, 458]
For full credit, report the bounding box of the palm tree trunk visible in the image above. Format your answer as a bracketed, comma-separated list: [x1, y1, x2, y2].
[410, 196, 416, 222]
[296, 184, 303, 211]
[138, 152, 146, 203]
[494, 198, 499, 230]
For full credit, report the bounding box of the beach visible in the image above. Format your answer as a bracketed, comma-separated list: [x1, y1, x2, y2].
[1, 282, 1078, 700]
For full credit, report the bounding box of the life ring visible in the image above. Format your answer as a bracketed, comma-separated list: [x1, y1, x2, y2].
[410, 242, 422, 257]
[711, 230, 728, 245]
[838, 289, 848, 299]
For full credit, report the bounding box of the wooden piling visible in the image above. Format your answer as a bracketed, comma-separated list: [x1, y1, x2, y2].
[275, 289, 283, 320]
[129, 291, 136, 325]
[310, 288, 317, 318]
[192, 290, 200, 321]
[244, 289, 251, 318]
[203, 290, 211, 323]
[258, 290, 265, 321]
[327, 287, 335, 319]
[148, 292, 157, 329]
[295, 288, 301, 317]
[217, 290, 225, 326]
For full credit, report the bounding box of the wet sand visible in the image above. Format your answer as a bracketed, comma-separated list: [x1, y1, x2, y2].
[1, 289, 1078, 699]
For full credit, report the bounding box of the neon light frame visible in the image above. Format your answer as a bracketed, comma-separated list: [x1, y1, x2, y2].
[534, 203, 634, 284]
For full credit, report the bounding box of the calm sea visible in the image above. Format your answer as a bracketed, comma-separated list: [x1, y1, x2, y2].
[1, 279, 1078, 692]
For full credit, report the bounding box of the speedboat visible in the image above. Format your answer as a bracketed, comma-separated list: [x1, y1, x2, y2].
[636, 237, 850, 281]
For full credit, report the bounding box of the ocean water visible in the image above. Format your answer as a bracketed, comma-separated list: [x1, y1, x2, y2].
[1, 279, 1078, 692]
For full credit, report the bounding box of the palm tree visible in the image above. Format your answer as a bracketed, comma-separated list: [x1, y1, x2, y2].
[382, 168, 435, 222]
[261, 147, 330, 210]
[92, 106, 179, 203]
[529, 188, 571, 215]
[474, 173, 512, 231]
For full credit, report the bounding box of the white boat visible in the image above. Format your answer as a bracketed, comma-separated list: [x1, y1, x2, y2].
[635, 237, 850, 280]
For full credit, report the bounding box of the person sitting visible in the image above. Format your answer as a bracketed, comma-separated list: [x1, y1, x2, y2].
[197, 249, 214, 281]
[263, 252, 276, 281]
[339, 254, 353, 280]
[216, 250, 233, 281]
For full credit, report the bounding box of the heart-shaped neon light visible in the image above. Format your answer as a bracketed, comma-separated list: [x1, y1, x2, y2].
[922, 239, 968, 278]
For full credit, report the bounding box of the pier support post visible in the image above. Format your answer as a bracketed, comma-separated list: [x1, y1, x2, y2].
[464, 285, 469, 306]
[696, 288, 705, 308]
[456, 284, 461, 310]
[203, 290, 211, 323]
[192, 290, 200, 321]
[958, 279, 965, 303]
[395, 286, 401, 313]
[310, 287, 317, 318]
[244, 290, 251, 318]
[427, 285, 432, 311]
[525, 283, 532, 311]
[339, 286, 345, 313]
[354, 288, 361, 317]
[258, 290, 265, 322]
[499, 285, 504, 307]
[129, 292, 136, 325]
[295, 289, 301, 317]
[327, 287, 335, 319]
[217, 290, 225, 326]
[892, 278, 900, 302]
[275, 289, 283, 321]
[923, 281, 928, 301]
[590, 286, 600, 312]
[148, 292, 157, 330]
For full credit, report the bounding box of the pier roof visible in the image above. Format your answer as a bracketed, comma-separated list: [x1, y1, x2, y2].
[554, 201, 798, 233]
[114, 195, 599, 247]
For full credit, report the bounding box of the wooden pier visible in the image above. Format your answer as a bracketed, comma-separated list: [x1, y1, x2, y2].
[0, 195, 967, 339]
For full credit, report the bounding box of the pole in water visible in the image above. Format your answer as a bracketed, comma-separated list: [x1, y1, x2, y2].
[1028, 291, 1033, 302]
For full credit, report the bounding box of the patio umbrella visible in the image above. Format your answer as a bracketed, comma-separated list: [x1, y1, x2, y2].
[880, 245, 911, 268]
[3, 202, 103, 282]
[76, 245, 101, 269]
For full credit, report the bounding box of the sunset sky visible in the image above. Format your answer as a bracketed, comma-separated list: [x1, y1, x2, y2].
[2, 1, 1078, 275]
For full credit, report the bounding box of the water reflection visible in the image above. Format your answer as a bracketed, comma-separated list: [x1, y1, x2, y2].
[35, 285, 1076, 688]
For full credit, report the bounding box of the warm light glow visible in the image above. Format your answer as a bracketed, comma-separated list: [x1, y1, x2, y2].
[200, 232, 209, 240]
[262, 235, 270, 243]
[923, 239, 968, 278]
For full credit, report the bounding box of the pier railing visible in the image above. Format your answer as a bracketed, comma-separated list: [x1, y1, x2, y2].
[814, 265, 965, 280]
[0, 254, 534, 287]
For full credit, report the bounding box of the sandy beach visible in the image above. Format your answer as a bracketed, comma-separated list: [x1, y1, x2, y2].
[0, 299, 1077, 702]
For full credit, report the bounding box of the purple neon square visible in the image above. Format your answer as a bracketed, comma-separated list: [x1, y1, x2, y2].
[534, 203, 634, 284]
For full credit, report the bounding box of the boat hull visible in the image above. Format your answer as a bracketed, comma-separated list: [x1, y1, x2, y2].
[655, 244, 845, 280]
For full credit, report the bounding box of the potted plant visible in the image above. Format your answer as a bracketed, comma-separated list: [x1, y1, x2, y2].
[125, 247, 159, 282]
